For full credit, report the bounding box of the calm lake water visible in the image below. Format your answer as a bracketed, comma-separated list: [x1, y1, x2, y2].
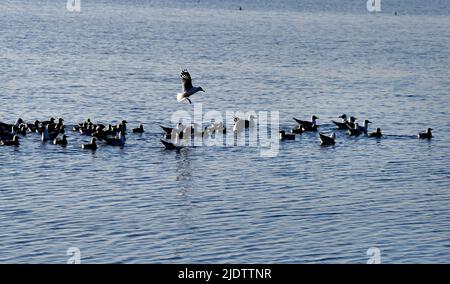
[0, 0, 449, 263]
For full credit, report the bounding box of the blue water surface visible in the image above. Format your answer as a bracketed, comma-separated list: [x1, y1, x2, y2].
[0, 0, 449, 263]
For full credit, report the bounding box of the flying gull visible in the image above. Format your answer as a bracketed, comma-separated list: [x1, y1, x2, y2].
[177, 69, 205, 104]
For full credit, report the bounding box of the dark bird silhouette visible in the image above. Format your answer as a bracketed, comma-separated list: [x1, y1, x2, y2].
[1, 135, 19, 146]
[331, 114, 349, 130]
[103, 131, 126, 146]
[53, 135, 68, 146]
[319, 133, 336, 145]
[82, 138, 97, 150]
[293, 115, 319, 128]
[279, 130, 295, 141]
[368, 128, 383, 138]
[132, 124, 144, 133]
[417, 128, 432, 139]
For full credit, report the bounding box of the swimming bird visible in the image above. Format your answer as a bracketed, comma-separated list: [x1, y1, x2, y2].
[42, 117, 57, 131]
[103, 131, 126, 146]
[55, 118, 65, 133]
[160, 123, 185, 139]
[79, 124, 96, 135]
[91, 126, 105, 140]
[0, 135, 20, 146]
[293, 115, 319, 128]
[0, 118, 24, 132]
[160, 139, 184, 151]
[319, 133, 336, 145]
[368, 128, 383, 138]
[233, 115, 256, 133]
[279, 130, 295, 141]
[81, 138, 97, 150]
[115, 120, 128, 133]
[42, 117, 55, 125]
[345, 116, 357, 129]
[27, 120, 41, 132]
[73, 118, 91, 132]
[331, 114, 349, 129]
[357, 120, 372, 134]
[132, 124, 144, 133]
[417, 128, 432, 139]
[177, 69, 205, 104]
[348, 120, 371, 136]
[94, 124, 115, 140]
[347, 123, 362, 136]
[302, 124, 319, 132]
[53, 135, 68, 146]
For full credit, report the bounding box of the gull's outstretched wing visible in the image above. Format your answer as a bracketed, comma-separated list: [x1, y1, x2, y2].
[180, 69, 193, 92]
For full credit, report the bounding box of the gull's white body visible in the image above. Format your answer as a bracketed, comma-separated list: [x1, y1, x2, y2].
[233, 116, 256, 133]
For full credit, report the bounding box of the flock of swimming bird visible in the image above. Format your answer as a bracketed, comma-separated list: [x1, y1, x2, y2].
[158, 112, 433, 150]
[0, 70, 434, 150]
[0, 117, 144, 149]
[160, 70, 434, 149]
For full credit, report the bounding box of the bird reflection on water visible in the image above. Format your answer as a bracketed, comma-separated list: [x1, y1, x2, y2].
[175, 150, 194, 188]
